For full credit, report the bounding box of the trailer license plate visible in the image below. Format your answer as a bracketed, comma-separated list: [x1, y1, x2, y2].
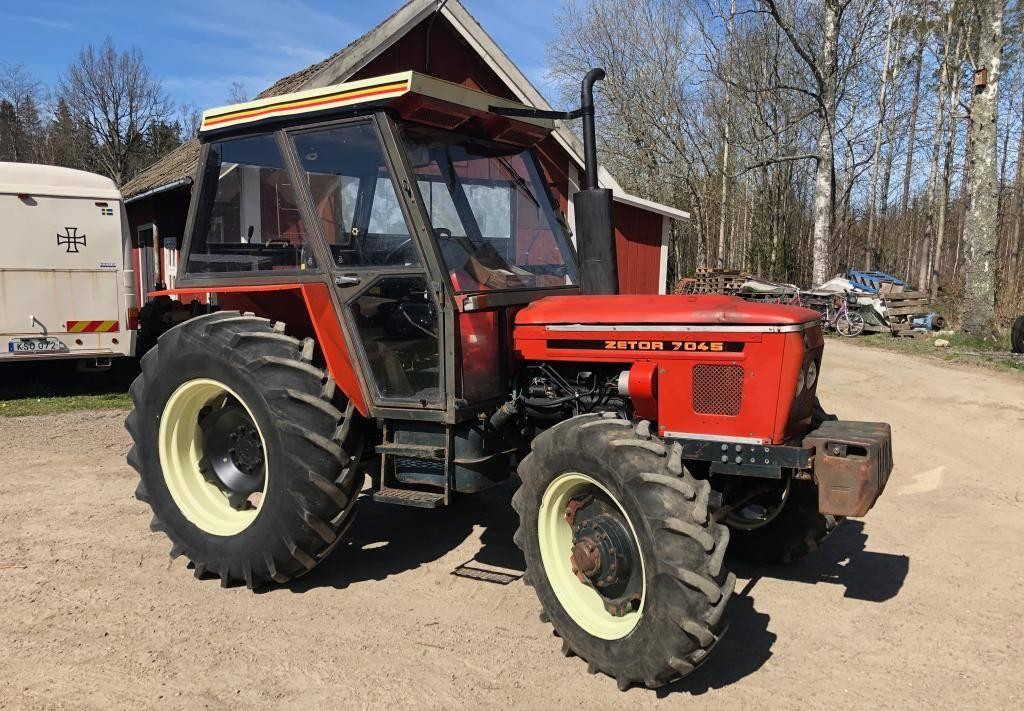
[7, 338, 63, 353]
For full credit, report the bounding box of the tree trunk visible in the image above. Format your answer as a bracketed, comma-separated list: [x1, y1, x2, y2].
[1009, 94, 1024, 280]
[811, 0, 840, 287]
[901, 29, 926, 215]
[954, 92, 975, 280]
[919, 5, 957, 290]
[931, 36, 966, 300]
[716, 0, 736, 267]
[961, 0, 1003, 335]
[865, 0, 898, 270]
[931, 100, 958, 300]
[878, 135, 895, 267]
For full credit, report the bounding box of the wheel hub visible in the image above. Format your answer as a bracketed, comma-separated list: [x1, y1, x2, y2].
[199, 400, 267, 506]
[566, 494, 642, 617]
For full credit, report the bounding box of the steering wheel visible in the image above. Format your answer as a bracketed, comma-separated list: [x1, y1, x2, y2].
[382, 229, 453, 265]
[383, 238, 417, 265]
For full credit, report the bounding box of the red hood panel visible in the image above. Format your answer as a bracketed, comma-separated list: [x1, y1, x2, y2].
[515, 294, 820, 327]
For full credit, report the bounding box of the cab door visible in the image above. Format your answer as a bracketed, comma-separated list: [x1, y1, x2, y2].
[287, 119, 445, 410]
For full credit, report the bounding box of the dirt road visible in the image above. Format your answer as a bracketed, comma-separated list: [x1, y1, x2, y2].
[1, 340, 1022, 710]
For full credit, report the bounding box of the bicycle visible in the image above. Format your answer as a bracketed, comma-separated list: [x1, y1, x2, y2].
[822, 292, 865, 337]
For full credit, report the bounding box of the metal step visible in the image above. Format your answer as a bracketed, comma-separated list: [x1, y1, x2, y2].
[373, 486, 445, 509]
[375, 442, 446, 459]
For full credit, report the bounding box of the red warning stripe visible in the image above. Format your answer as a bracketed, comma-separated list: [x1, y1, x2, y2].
[66, 320, 120, 333]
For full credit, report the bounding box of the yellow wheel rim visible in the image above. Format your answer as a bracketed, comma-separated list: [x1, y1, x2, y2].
[538, 472, 646, 640]
[158, 378, 268, 536]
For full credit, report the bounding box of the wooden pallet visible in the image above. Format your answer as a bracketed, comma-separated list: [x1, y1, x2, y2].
[882, 290, 933, 334]
[689, 268, 751, 295]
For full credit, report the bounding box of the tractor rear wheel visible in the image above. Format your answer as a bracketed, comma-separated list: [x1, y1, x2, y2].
[125, 311, 364, 589]
[512, 415, 735, 690]
[722, 477, 839, 564]
[1012, 315, 1024, 354]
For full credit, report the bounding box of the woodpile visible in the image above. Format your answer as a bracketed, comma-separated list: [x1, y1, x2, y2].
[682, 268, 752, 295]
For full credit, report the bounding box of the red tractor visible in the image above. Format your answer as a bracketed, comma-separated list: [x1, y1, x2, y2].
[126, 69, 893, 690]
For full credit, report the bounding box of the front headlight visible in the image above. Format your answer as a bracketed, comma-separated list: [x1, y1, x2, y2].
[795, 366, 805, 397]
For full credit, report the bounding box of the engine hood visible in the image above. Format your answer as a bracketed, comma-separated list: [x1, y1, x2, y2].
[515, 294, 820, 328]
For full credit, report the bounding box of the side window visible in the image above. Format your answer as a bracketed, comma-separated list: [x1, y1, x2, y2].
[186, 134, 315, 275]
[293, 124, 421, 269]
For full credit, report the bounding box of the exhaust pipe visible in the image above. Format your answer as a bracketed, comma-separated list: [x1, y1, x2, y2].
[486, 67, 617, 294]
[574, 69, 617, 295]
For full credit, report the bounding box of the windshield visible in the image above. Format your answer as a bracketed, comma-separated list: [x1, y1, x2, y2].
[400, 126, 578, 292]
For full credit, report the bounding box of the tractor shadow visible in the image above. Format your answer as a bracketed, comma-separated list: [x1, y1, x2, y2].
[280, 476, 524, 594]
[0, 358, 138, 400]
[728, 520, 910, 604]
[660, 578, 775, 697]
[281, 484, 905, 697]
[659, 521, 908, 697]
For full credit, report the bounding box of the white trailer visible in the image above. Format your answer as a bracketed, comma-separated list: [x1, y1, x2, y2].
[0, 162, 136, 364]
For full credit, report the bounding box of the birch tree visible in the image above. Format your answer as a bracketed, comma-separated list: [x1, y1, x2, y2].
[961, 0, 1004, 334]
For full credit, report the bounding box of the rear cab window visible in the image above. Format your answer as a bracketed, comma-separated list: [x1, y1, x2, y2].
[186, 134, 316, 275]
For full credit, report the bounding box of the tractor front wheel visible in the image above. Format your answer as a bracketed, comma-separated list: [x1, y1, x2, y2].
[125, 311, 364, 588]
[513, 415, 735, 690]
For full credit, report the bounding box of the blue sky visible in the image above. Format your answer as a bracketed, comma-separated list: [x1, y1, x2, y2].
[0, 0, 561, 112]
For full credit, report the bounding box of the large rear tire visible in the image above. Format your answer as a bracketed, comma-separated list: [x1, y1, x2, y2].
[724, 478, 839, 564]
[125, 311, 364, 589]
[1012, 315, 1024, 353]
[513, 415, 735, 690]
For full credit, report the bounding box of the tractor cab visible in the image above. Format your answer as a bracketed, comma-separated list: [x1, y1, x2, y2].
[175, 72, 581, 421]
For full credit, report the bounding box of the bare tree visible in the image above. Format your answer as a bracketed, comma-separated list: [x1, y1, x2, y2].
[716, 0, 737, 267]
[759, 0, 878, 285]
[0, 63, 44, 162]
[864, 0, 901, 269]
[961, 0, 1004, 334]
[58, 38, 171, 185]
[227, 81, 249, 104]
[546, 0, 1021, 317]
[179, 101, 203, 139]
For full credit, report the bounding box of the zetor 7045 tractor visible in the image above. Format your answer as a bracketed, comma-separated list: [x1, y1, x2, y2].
[126, 69, 893, 689]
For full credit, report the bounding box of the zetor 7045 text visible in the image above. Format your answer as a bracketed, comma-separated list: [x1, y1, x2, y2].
[126, 69, 894, 690]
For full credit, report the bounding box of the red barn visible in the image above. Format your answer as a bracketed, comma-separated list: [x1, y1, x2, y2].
[121, 0, 687, 301]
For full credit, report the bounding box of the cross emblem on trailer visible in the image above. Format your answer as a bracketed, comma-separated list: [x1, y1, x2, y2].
[57, 227, 87, 253]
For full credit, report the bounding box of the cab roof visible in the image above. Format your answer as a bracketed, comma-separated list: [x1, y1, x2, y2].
[199, 71, 555, 146]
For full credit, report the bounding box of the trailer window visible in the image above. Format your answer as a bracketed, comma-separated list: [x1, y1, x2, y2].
[186, 134, 316, 275]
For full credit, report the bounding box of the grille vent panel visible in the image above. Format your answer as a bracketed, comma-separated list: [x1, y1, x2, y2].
[692, 364, 744, 416]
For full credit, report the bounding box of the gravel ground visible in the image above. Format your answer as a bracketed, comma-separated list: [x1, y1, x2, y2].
[0, 340, 1021, 710]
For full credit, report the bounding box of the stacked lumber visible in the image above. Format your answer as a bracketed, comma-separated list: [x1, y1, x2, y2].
[689, 268, 751, 295]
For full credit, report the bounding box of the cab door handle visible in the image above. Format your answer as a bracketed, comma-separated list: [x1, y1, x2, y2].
[334, 275, 361, 287]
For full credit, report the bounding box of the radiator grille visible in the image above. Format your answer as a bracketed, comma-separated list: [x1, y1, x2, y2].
[692, 364, 744, 416]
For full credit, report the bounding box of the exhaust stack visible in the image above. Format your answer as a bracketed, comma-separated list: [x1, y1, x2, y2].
[487, 68, 617, 295]
[574, 68, 617, 295]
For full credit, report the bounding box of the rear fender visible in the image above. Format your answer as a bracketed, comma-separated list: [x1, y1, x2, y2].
[150, 283, 369, 416]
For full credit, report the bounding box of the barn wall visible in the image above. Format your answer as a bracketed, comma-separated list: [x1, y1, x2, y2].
[613, 203, 663, 294]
